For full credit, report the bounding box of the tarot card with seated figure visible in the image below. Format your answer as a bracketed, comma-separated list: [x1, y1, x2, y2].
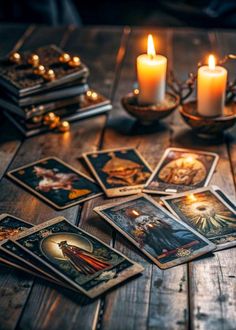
[83, 148, 152, 197]
[143, 148, 219, 195]
[161, 186, 236, 250]
[7, 157, 103, 210]
[12, 217, 144, 298]
[94, 194, 215, 269]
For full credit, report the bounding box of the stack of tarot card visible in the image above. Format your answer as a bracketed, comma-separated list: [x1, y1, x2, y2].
[1, 147, 236, 297]
[0, 45, 112, 137]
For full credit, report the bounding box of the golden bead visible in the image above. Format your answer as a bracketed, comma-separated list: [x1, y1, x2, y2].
[49, 116, 60, 129]
[43, 69, 56, 81]
[9, 52, 21, 64]
[59, 53, 71, 63]
[31, 115, 43, 124]
[68, 56, 81, 67]
[43, 112, 56, 125]
[33, 65, 46, 76]
[58, 121, 70, 132]
[28, 54, 40, 67]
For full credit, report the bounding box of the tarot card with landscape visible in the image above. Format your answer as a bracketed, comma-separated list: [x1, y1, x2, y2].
[94, 194, 215, 269]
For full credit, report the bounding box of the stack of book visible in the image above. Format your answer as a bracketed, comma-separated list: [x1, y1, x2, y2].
[0, 45, 112, 137]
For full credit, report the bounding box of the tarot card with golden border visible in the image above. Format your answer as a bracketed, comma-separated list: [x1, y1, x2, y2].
[7, 157, 103, 210]
[94, 194, 215, 269]
[161, 186, 236, 250]
[83, 147, 152, 197]
[12, 216, 144, 298]
[143, 148, 219, 195]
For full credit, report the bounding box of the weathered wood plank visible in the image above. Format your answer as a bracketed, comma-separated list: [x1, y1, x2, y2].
[15, 26, 124, 330]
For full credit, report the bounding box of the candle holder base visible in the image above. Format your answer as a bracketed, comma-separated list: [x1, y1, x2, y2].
[180, 100, 236, 136]
[121, 92, 180, 125]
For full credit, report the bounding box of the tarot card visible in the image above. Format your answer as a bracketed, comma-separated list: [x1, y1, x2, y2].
[83, 148, 152, 197]
[143, 148, 219, 195]
[0, 214, 64, 284]
[13, 216, 144, 298]
[7, 157, 103, 210]
[161, 186, 236, 250]
[94, 194, 215, 269]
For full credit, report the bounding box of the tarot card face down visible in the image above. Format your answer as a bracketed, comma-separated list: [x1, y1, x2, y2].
[7, 157, 103, 210]
[83, 148, 152, 197]
[161, 187, 236, 250]
[144, 148, 219, 195]
[13, 217, 143, 298]
[94, 194, 215, 269]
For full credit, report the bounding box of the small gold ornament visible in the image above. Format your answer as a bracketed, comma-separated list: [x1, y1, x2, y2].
[33, 65, 46, 76]
[9, 52, 21, 64]
[43, 69, 56, 81]
[31, 115, 43, 124]
[86, 90, 98, 101]
[28, 54, 40, 67]
[176, 248, 192, 257]
[49, 116, 60, 129]
[59, 53, 71, 63]
[68, 56, 81, 67]
[43, 112, 56, 125]
[58, 121, 70, 132]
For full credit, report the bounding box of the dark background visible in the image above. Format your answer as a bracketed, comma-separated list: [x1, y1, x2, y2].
[0, 0, 236, 28]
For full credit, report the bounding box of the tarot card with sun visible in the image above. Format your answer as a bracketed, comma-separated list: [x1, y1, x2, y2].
[12, 216, 144, 298]
[7, 157, 103, 209]
[161, 186, 236, 250]
[83, 148, 152, 197]
[94, 194, 215, 269]
[143, 148, 219, 195]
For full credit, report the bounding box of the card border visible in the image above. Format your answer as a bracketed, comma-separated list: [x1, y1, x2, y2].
[83, 147, 153, 197]
[143, 147, 219, 195]
[12, 216, 144, 298]
[7, 157, 103, 210]
[161, 186, 236, 251]
[94, 193, 216, 269]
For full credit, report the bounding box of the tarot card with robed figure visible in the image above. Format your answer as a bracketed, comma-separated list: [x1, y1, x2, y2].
[0, 214, 69, 284]
[12, 217, 143, 298]
[94, 194, 215, 269]
[143, 148, 219, 195]
[7, 157, 103, 210]
[161, 187, 236, 251]
[83, 148, 152, 197]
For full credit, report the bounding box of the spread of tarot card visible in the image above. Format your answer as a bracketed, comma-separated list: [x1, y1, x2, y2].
[94, 194, 216, 269]
[161, 186, 236, 250]
[83, 148, 152, 197]
[143, 148, 219, 195]
[7, 157, 103, 209]
[12, 216, 144, 298]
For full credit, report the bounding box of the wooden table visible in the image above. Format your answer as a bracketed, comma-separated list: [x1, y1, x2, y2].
[0, 24, 235, 330]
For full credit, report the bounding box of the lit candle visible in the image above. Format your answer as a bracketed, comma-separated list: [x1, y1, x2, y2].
[137, 34, 167, 105]
[197, 54, 227, 117]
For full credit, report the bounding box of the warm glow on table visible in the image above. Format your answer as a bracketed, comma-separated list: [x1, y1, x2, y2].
[197, 54, 227, 117]
[137, 34, 167, 105]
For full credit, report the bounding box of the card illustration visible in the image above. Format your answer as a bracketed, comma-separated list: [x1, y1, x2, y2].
[94, 194, 215, 269]
[13, 217, 143, 298]
[0, 214, 32, 241]
[144, 148, 218, 195]
[7, 157, 103, 209]
[162, 187, 236, 250]
[83, 148, 152, 197]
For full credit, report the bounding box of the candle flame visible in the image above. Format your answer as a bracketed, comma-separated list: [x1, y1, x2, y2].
[147, 34, 156, 57]
[208, 54, 216, 70]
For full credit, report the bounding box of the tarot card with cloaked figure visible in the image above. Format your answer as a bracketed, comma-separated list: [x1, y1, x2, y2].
[7, 157, 103, 209]
[94, 194, 215, 269]
[143, 148, 219, 195]
[161, 186, 236, 251]
[12, 217, 143, 298]
[83, 148, 152, 197]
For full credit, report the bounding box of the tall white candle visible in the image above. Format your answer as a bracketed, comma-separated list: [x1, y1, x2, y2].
[197, 55, 227, 117]
[137, 34, 167, 105]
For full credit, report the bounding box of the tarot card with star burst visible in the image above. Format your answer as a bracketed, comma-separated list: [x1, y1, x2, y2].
[162, 187, 236, 250]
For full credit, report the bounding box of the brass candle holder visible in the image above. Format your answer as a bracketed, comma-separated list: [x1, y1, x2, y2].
[168, 54, 236, 136]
